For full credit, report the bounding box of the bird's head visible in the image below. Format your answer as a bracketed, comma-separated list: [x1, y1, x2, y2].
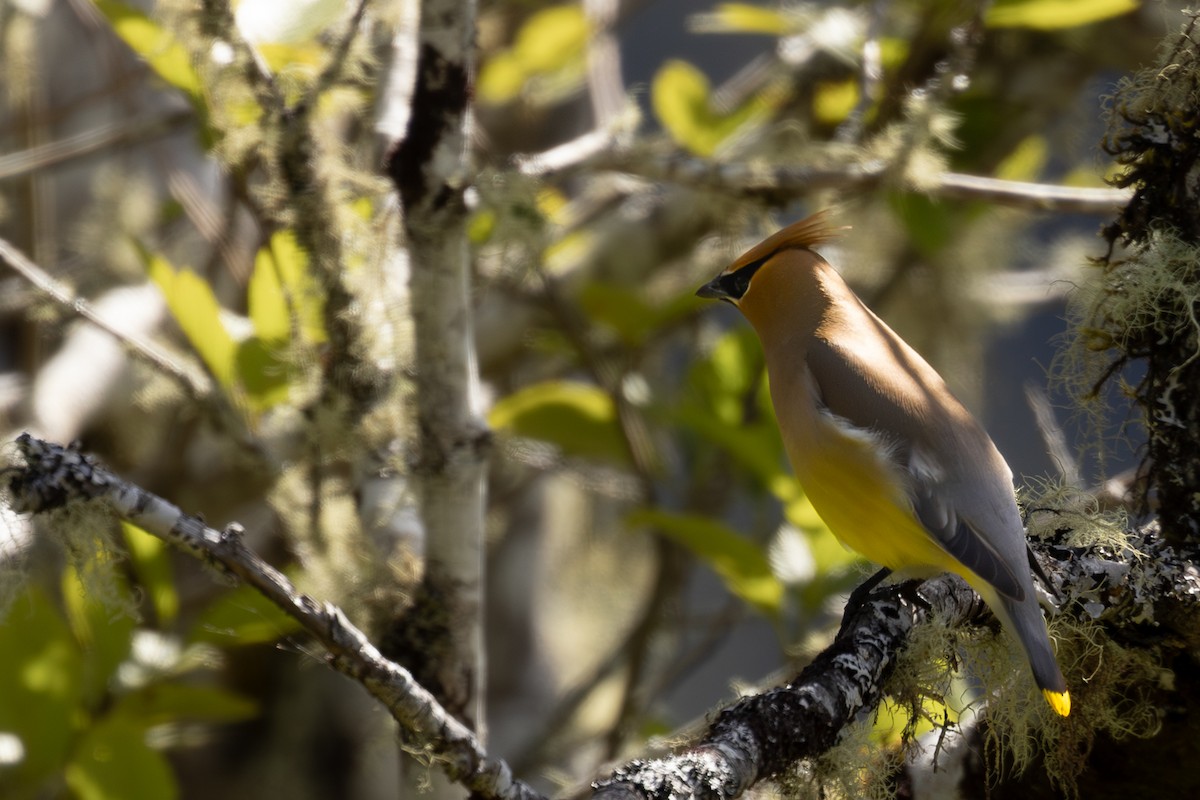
[696, 211, 846, 309]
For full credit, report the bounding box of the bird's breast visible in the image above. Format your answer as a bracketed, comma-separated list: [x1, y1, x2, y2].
[771, 367, 962, 575]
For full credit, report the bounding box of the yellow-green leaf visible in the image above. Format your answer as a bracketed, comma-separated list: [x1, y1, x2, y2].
[995, 135, 1048, 181]
[630, 509, 784, 614]
[122, 523, 178, 626]
[513, 5, 589, 74]
[0, 587, 82, 790]
[692, 3, 794, 36]
[61, 560, 136, 705]
[235, 336, 292, 411]
[147, 255, 238, 391]
[652, 59, 776, 155]
[489, 380, 627, 463]
[814, 79, 859, 126]
[247, 230, 326, 346]
[112, 682, 258, 727]
[986, 0, 1137, 30]
[189, 583, 303, 646]
[478, 5, 590, 104]
[579, 282, 705, 346]
[90, 1, 203, 106]
[64, 717, 178, 800]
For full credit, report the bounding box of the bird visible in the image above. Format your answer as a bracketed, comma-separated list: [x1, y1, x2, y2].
[696, 211, 1070, 717]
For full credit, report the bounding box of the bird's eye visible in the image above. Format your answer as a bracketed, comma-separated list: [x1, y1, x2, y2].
[731, 269, 752, 297]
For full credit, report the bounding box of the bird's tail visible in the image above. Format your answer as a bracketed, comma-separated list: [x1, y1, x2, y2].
[993, 589, 1071, 717]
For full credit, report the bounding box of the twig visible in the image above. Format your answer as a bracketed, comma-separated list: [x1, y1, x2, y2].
[0, 236, 210, 401]
[589, 575, 981, 800]
[3, 434, 545, 800]
[0, 108, 194, 181]
[551, 150, 1131, 213]
[586, 517, 1200, 800]
[308, 0, 371, 101]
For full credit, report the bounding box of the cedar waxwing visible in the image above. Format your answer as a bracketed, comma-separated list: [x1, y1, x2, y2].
[697, 212, 1070, 717]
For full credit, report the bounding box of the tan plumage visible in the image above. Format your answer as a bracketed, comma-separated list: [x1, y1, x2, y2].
[697, 212, 1070, 716]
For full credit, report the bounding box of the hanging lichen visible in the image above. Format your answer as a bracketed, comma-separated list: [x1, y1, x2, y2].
[1076, 12, 1200, 544]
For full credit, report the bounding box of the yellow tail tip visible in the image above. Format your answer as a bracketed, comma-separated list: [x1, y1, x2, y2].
[1044, 689, 1071, 717]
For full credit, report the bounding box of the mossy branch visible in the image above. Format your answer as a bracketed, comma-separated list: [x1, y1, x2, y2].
[2, 434, 542, 800]
[587, 512, 1200, 800]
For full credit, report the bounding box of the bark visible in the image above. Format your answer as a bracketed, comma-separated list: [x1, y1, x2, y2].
[382, 0, 488, 732]
[3, 434, 537, 800]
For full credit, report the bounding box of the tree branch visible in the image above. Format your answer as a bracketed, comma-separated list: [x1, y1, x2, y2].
[382, 0, 488, 730]
[586, 518, 1200, 800]
[521, 148, 1133, 214]
[2, 433, 543, 800]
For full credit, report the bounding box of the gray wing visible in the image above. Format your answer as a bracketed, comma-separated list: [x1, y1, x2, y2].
[807, 325, 1027, 601]
[908, 456, 1026, 601]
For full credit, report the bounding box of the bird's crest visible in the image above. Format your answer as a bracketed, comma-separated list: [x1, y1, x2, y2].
[730, 211, 849, 272]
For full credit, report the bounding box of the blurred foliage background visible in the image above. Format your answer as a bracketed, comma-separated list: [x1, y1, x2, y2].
[0, 0, 1174, 798]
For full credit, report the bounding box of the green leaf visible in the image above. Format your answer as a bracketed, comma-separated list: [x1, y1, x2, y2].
[247, 230, 326, 346]
[687, 327, 766, 425]
[814, 80, 859, 126]
[692, 3, 795, 35]
[112, 683, 258, 727]
[995, 135, 1048, 181]
[513, 5, 590, 74]
[147, 255, 238, 392]
[489, 380, 628, 463]
[579, 282, 704, 345]
[630, 509, 783, 614]
[235, 337, 292, 411]
[90, 1, 205, 113]
[888, 192, 955, 257]
[0, 587, 83, 792]
[64, 717, 178, 800]
[188, 583, 303, 646]
[652, 60, 772, 156]
[121, 523, 178, 626]
[478, 5, 589, 104]
[61, 562, 136, 706]
[986, 0, 1137, 29]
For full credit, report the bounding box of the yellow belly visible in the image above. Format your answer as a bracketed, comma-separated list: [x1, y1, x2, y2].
[783, 408, 964, 578]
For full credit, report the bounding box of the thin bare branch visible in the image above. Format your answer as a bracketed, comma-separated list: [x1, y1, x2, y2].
[0, 108, 193, 181]
[0, 236, 209, 400]
[539, 149, 1132, 213]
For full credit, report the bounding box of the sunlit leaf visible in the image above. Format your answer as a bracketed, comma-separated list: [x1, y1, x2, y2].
[478, 5, 589, 104]
[513, 5, 589, 74]
[90, 1, 204, 109]
[121, 523, 178, 627]
[478, 52, 527, 104]
[489, 380, 628, 463]
[61, 562, 136, 705]
[814, 79, 859, 126]
[888, 192, 955, 257]
[630, 509, 784, 614]
[235, 337, 292, 411]
[188, 583, 303, 646]
[995, 135, 1048, 181]
[688, 327, 766, 425]
[579, 283, 705, 346]
[64, 717, 178, 800]
[651, 60, 779, 155]
[248, 230, 326, 346]
[691, 3, 795, 36]
[112, 682, 258, 727]
[147, 255, 238, 392]
[0, 587, 82, 791]
[986, 0, 1137, 30]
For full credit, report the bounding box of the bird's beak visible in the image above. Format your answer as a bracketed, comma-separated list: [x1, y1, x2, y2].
[696, 277, 727, 300]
